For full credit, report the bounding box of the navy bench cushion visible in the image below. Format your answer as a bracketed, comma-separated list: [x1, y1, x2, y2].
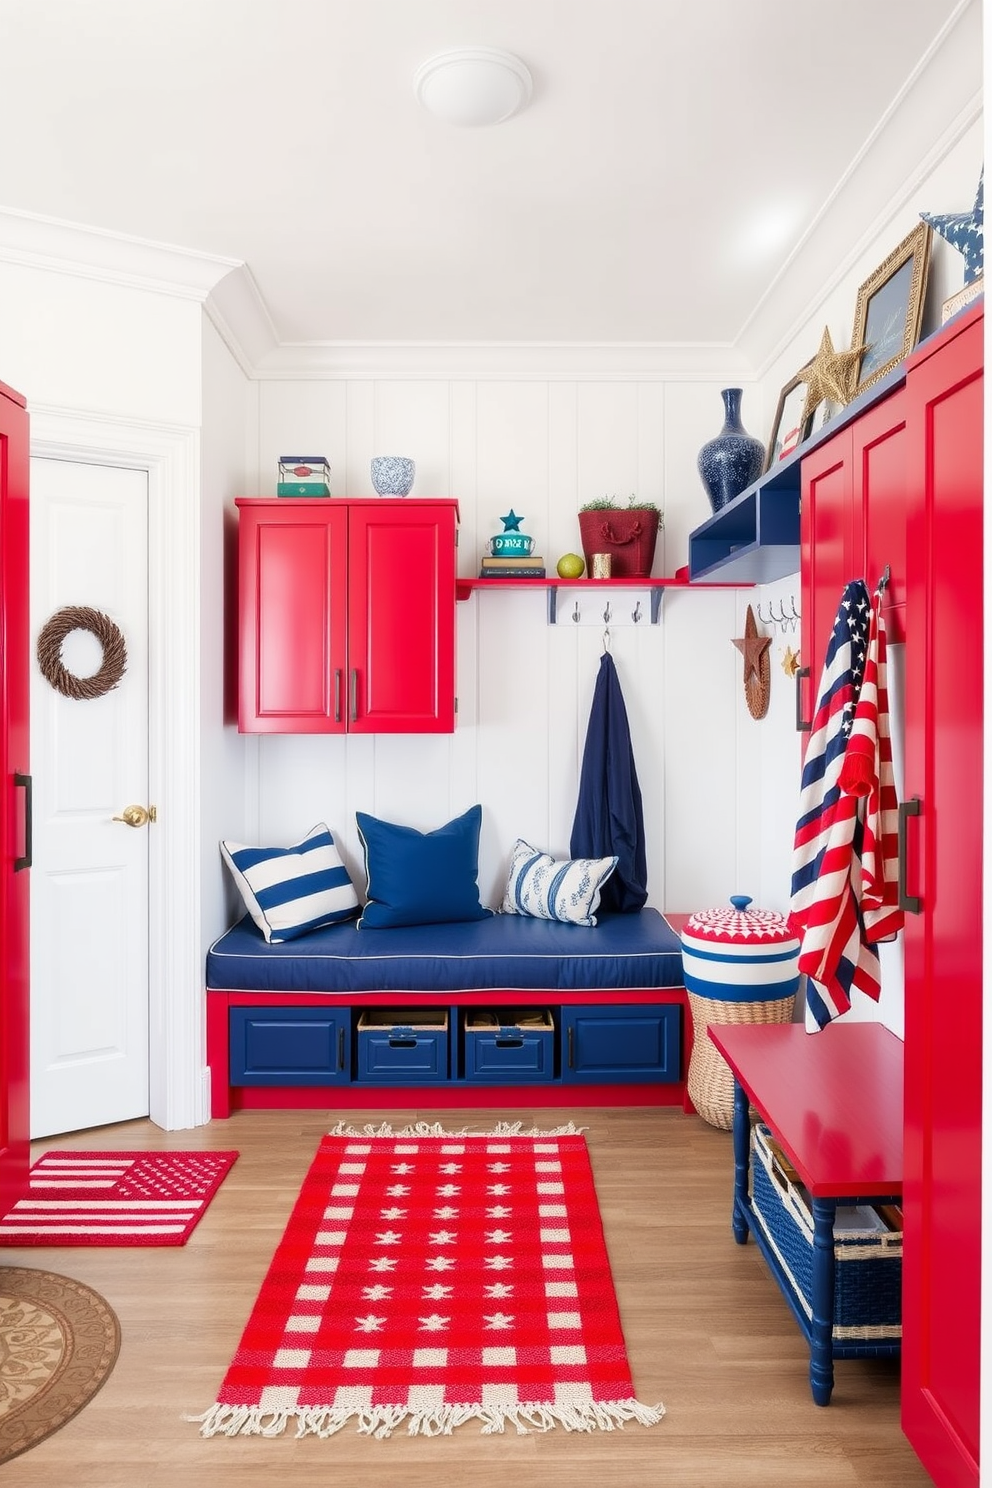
[207, 907, 683, 996]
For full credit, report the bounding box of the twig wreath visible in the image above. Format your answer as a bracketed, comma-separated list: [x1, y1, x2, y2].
[36, 606, 128, 701]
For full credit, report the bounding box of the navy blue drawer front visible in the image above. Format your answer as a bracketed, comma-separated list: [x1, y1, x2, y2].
[356, 1010, 449, 1084]
[229, 1006, 350, 1086]
[560, 1004, 680, 1084]
[463, 1011, 555, 1083]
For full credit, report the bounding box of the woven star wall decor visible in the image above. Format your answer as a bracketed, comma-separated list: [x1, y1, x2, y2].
[797, 327, 867, 428]
[732, 605, 771, 720]
[921, 169, 984, 285]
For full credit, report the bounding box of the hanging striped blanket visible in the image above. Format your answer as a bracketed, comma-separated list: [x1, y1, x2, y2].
[789, 581, 902, 1027]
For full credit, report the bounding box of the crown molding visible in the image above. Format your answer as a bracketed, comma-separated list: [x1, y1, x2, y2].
[247, 339, 754, 382]
[0, 206, 239, 301]
[203, 265, 280, 376]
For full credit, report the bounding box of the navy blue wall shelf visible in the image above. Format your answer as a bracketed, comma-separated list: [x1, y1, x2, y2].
[687, 357, 908, 584]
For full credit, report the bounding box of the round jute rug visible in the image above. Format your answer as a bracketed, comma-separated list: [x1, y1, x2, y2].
[0, 1266, 120, 1465]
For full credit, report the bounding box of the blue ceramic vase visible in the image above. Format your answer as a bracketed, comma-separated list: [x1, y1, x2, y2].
[697, 388, 765, 514]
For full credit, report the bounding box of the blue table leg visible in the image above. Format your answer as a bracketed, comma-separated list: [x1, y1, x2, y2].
[731, 1078, 750, 1244]
[809, 1196, 837, 1405]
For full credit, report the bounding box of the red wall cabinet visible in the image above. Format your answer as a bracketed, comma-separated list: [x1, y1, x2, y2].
[798, 387, 906, 731]
[237, 498, 459, 734]
[0, 379, 30, 1219]
[900, 303, 982, 1488]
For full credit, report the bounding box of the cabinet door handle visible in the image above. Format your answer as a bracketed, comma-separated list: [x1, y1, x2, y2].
[14, 772, 31, 872]
[898, 797, 922, 914]
[350, 669, 358, 723]
[333, 669, 342, 723]
[567, 1026, 575, 1069]
[795, 667, 811, 732]
[337, 1026, 346, 1071]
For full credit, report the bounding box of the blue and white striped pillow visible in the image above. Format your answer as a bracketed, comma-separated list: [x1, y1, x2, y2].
[220, 823, 359, 943]
[501, 838, 618, 927]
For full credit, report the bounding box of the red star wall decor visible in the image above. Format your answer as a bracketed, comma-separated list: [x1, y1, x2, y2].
[732, 604, 772, 719]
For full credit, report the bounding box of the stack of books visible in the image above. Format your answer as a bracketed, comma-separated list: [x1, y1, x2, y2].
[479, 555, 546, 578]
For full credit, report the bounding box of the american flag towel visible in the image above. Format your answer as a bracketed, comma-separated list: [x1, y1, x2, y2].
[789, 581, 902, 1027]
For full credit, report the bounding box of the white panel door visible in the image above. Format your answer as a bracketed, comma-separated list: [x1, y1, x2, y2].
[29, 458, 149, 1136]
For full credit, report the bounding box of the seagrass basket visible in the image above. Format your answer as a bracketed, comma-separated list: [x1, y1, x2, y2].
[686, 988, 797, 1129]
[680, 895, 800, 1130]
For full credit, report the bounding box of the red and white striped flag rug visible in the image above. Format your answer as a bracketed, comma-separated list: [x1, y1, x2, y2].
[0, 1150, 238, 1247]
[191, 1123, 663, 1440]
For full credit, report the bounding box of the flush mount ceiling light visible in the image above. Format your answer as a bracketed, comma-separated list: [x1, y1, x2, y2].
[414, 47, 533, 126]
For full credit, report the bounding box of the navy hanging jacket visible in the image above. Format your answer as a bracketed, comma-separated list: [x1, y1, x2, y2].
[570, 651, 648, 914]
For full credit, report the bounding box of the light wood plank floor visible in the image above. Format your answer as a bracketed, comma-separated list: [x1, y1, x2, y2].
[3, 1105, 933, 1488]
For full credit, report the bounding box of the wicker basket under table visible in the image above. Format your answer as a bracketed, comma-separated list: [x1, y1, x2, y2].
[750, 1122, 902, 1343]
[687, 989, 796, 1129]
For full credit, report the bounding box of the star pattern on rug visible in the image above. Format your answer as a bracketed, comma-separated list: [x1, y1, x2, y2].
[197, 1133, 665, 1442]
[922, 169, 984, 284]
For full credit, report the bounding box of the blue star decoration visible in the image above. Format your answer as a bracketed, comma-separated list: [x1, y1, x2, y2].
[499, 509, 524, 532]
[921, 169, 984, 285]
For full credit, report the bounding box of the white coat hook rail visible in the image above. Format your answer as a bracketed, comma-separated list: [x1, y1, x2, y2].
[548, 586, 659, 626]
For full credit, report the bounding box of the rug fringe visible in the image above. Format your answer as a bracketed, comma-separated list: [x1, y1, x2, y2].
[326, 1119, 588, 1138]
[189, 1397, 664, 1439]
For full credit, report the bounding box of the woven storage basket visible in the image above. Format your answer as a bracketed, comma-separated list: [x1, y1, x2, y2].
[680, 895, 800, 1130]
[750, 1123, 902, 1341]
[577, 509, 660, 577]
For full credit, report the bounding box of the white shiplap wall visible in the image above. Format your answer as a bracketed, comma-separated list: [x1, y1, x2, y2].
[246, 373, 775, 917]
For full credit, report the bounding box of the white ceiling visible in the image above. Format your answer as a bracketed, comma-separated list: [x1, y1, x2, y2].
[0, 0, 979, 355]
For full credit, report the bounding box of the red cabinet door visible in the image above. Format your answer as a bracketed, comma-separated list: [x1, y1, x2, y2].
[901, 306, 982, 1488]
[853, 388, 907, 642]
[0, 380, 30, 1217]
[799, 389, 907, 735]
[348, 502, 457, 734]
[238, 501, 347, 733]
[799, 429, 855, 737]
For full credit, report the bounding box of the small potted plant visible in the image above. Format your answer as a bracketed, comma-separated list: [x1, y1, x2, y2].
[577, 494, 663, 577]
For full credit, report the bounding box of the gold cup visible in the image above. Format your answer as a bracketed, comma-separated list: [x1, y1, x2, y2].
[591, 552, 612, 579]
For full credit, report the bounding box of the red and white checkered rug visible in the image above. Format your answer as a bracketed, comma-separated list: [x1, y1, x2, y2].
[193, 1124, 663, 1439]
[0, 1150, 238, 1246]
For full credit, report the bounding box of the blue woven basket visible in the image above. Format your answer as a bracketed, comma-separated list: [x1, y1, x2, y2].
[750, 1123, 902, 1342]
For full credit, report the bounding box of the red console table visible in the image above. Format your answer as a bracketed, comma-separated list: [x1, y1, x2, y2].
[708, 1022, 903, 1405]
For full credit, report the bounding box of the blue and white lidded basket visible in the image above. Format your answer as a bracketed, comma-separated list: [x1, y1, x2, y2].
[681, 894, 800, 1130]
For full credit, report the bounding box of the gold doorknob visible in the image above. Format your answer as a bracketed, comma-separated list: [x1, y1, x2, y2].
[112, 804, 157, 828]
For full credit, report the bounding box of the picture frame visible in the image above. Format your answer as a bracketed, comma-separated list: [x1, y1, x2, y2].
[763, 372, 813, 473]
[850, 221, 932, 396]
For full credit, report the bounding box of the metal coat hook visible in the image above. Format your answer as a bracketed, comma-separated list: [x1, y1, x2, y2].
[602, 601, 612, 625]
[788, 595, 800, 630]
[771, 599, 789, 630]
[572, 600, 581, 623]
[878, 564, 891, 594]
[755, 601, 771, 626]
[602, 625, 612, 652]
[632, 600, 643, 624]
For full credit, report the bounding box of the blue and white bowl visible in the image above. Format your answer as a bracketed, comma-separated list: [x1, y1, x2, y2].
[371, 456, 416, 496]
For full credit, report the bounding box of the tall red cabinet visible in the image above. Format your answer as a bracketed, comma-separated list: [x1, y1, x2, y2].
[798, 302, 982, 1488]
[900, 302, 982, 1488]
[0, 380, 30, 1218]
[237, 498, 459, 734]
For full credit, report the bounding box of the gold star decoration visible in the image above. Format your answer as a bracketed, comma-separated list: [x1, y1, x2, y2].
[781, 644, 800, 678]
[732, 605, 772, 720]
[797, 326, 867, 427]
